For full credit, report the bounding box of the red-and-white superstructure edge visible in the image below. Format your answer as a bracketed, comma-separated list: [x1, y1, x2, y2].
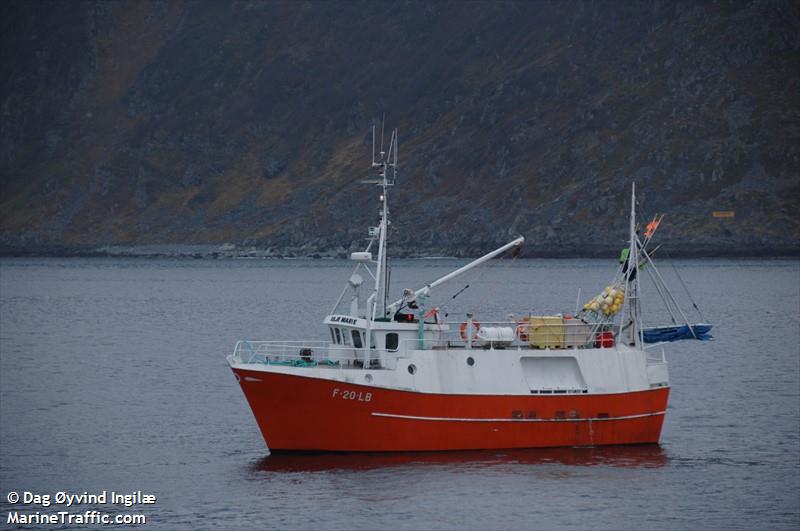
[228, 127, 671, 452]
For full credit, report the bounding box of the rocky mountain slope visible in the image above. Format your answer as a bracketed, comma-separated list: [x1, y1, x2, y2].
[1, 0, 798, 257]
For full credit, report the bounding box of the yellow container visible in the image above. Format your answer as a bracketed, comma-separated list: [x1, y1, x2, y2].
[529, 316, 565, 349]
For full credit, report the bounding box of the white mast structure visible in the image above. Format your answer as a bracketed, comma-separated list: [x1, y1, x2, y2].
[361, 126, 397, 367]
[623, 183, 643, 347]
[335, 125, 524, 368]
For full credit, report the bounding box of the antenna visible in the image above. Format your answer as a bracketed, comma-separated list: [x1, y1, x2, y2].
[388, 128, 398, 184]
[386, 129, 394, 165]
[371, 124, 376, 166]
[379, 113, 386, 159]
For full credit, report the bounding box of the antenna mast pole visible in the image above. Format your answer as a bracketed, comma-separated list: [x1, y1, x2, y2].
[624, 183, 643, 347]
[368, 126, 395, 319]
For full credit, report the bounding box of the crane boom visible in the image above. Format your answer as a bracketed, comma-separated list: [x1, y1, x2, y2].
[386, 236, 525, 313]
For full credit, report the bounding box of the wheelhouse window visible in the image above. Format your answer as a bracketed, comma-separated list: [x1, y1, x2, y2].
[334, 328, 341, 344]
[385, 333, 399, 351]
[352, 330, 363, 348]
[330, 328, 336, 344]
[341, 328, 351, 345]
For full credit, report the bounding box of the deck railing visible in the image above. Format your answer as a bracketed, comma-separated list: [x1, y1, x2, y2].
[643, 344, 667, 364]
[418, 319, 613, 350]
[231, 320, 624, 369]
[231, 340, 399, 369]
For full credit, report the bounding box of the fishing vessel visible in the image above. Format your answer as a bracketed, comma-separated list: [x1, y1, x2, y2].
[227, 128, 710, 452]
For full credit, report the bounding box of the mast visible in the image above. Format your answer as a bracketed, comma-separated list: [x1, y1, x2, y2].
[363, 126, 396, 368]
[624, 183, 643, 347]
[370, 128, 396, 319]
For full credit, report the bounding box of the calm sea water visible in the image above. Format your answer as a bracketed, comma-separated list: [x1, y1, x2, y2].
[1, 257, 798, 530]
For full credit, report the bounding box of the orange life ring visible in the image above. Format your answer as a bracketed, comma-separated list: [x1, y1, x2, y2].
[460, 320, 481, 341]
[515, 317, 530, 341]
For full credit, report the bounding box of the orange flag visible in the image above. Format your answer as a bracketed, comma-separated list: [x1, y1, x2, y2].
[645, 215, 662, 238]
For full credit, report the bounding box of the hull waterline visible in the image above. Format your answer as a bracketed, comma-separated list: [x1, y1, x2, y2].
[232, 367, 669, 452]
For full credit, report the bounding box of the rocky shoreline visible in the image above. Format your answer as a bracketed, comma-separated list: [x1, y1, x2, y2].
[1, 242, 796, 259]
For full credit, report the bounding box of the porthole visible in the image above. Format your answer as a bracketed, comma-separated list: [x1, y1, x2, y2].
[407, 364, 417, 375]
[466, 356, 475, 366]
[364, 373, 373, 383]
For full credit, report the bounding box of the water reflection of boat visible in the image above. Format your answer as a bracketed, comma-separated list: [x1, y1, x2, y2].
[254, 445, 668, 473]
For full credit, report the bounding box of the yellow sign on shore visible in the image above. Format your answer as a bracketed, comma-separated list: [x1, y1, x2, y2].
[712, 211, 735, 218]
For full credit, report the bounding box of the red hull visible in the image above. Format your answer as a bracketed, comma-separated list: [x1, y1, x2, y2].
[232, 368, 669, 452]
